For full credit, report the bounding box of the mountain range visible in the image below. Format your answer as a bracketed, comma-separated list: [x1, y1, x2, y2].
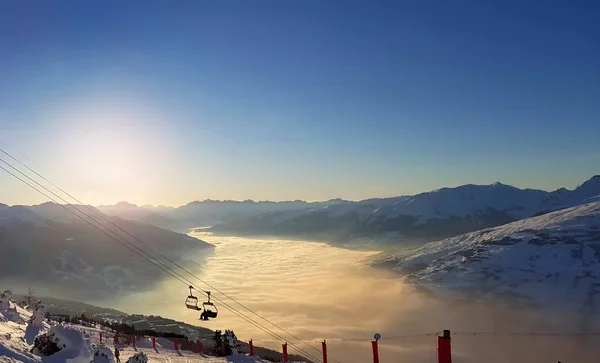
[97, 175, 600, 246]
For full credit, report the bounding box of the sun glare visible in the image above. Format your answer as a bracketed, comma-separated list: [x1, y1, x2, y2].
[49, 101, 168, 205]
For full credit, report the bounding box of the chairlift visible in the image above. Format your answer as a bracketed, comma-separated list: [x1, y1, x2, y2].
[185, 286, 218, 320]
[200, 291, 218, 320]
[185, 286, 201, 311]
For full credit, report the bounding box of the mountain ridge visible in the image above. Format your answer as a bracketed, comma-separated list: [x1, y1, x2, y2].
[0, 202, 214, 300]
[94, 175, 600, 209]
[6, 175, 600, 245]
[372, 200, 600, 313]
[206, 175, 600, 244]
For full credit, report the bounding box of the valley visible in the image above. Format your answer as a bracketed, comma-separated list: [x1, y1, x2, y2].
[1, 176, 600, 362]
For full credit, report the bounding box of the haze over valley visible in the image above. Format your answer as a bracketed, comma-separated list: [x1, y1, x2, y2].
[2, 175, 599, 314]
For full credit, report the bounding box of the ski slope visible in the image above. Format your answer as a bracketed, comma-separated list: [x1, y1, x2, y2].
[0, 298, 284, 363]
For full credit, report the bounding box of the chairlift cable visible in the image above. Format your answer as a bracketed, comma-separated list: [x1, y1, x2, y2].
[0, 144, 342, 363]
[0, 156, 324, 363]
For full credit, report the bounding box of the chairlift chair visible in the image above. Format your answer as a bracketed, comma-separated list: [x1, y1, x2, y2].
[185, 286, 201, 311]
[200, 291, 218, 320]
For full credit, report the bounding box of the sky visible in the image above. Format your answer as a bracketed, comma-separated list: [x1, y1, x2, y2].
[1, 0, 599, 206]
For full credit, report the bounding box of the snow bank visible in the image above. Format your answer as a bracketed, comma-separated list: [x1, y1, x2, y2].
[33, 325, 93, 363]
[0, 340, 41, 363]
[0, 295, 26, 324]
[126, 352, 148, 363]
[93, 344, 114, 363]
[133, 336, 153, 349]
[155, 337, 178, 350]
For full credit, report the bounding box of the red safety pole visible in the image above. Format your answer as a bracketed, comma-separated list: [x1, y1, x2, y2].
[132, 336, 136, 348]
[249, 339, 254, 356]
[114, 333, 118, 344]
[322, 340, 327, 363]
[371, 340, 379, 363]
[152, 337, 156, 349]
[282, 343, 288, 363]
[437, 330, 452, 363]
[99, 332, 103, 343]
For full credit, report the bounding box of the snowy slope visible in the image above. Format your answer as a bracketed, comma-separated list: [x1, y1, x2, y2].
[0, 297, 289, 363]
[374, 201, 600, 312]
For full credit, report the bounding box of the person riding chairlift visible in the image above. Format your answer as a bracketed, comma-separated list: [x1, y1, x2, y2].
[200, 309, 208, 321]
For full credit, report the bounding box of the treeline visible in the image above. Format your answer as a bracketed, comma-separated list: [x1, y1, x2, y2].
[49, 313, 186, 339]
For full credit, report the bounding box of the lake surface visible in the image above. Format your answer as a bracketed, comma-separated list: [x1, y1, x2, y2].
[103, 232, 600, 363]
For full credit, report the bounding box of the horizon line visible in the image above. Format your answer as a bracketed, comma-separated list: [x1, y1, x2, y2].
[3, 174, 597, 209]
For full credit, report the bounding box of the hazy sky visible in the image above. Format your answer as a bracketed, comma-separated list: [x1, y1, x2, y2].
[1, 0, 599, 206]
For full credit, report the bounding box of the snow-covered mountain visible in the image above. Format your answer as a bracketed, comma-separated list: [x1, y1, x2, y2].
[209, 175, 600, 243]
[97, 202, 179, 230]
[0, 203, 213, 299]
[101, 199, 331, 231]
[373, 201, 600, 312]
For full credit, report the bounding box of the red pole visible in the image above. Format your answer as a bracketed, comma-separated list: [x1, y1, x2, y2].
[99, 332, 103, 343]
[152, 337, 156, 349]
[282, 343, 288, 363]
[322, 340, 327, 363]
[437, 330, 452, 363]
[132, 336, 136, 348]
[249, 340, 254, 356]
[371, 340, 379, 363]
[114, 334, 118, 344]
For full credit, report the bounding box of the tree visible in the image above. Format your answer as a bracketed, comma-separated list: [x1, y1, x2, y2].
[25, 285, 35, 307]
[211, 329, 236, 356]
[222, 330, 237, 356]
[212, 330, 223, 356]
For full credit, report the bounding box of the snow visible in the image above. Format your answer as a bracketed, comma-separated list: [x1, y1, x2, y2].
[92, 345, 113, 363]
[125, 352, 147, 363]
[37, 326, 94, 363]
[0, 296, 284, 363]
[378, 201, 600, 311]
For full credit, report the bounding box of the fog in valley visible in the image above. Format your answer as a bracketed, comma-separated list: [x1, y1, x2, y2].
[85, 232, 600, 363]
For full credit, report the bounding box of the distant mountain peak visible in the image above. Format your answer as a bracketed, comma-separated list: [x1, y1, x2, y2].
[587, 175, 600, 183]
[39, 201, 57, 206]
[575, 175, 600, 193]
[116, 201, 138, 207]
